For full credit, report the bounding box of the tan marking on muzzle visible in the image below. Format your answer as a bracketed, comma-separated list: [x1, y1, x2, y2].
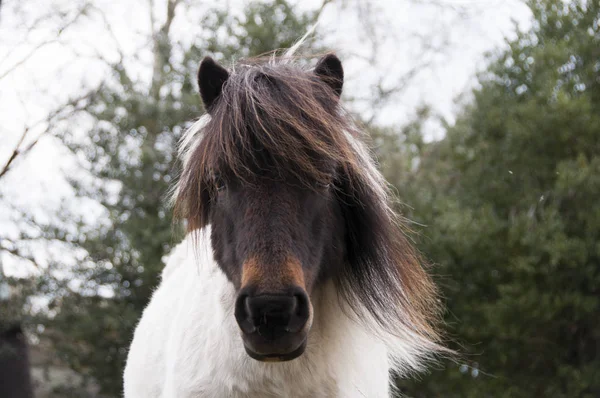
[241, 256, 306, 291]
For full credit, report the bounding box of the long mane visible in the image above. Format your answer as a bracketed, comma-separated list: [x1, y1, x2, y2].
[173, 56, 446, 373]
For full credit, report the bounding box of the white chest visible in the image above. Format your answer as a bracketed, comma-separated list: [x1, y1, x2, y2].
[124, 237, 391, 398]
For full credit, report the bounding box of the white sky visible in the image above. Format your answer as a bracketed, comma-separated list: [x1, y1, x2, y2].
[0, 0, 532, 277]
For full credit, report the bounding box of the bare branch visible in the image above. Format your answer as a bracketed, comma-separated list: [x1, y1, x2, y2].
[0, 39, 58, 81]
[148, 0, 156, 32]
[89, 5, 127, 65]
[0, 85, 102, 180]
[0, 4, 90, 81]
[0, 239, 41, 269]
[150, 0, 183, 99]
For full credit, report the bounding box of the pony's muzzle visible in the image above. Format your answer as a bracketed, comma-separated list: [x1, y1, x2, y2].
[234, 286, 312, 362]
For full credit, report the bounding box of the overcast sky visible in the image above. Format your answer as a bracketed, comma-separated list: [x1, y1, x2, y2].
[0, 0, 531, 277]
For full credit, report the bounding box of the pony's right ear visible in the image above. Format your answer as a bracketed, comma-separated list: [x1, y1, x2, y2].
[198, 56, 229, 113]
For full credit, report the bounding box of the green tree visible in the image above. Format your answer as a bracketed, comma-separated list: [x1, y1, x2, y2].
[391, 1, 600, 396]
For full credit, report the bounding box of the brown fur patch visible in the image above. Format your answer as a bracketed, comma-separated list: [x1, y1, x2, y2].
[242, 256, 306, 293]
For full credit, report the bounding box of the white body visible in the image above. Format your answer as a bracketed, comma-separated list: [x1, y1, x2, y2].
[123, 230, 393, 398]
[124, 113, 437, 398]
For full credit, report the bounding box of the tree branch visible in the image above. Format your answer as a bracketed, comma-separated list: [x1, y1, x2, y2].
[0, 4, 90, 81]
[0, 85, 102, 180]
[149, 0, 184, 99]
[0, 239, 41, 269]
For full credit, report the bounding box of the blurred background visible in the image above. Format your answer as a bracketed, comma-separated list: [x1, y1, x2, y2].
[0, 0, 598, 397]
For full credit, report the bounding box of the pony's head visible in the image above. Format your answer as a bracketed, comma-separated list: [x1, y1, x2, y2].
[175, 54, 443, 365]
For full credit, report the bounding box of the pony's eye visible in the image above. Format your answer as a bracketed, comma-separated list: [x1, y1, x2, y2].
[212, 175, 226, 192]
[215, 179, 226, 192]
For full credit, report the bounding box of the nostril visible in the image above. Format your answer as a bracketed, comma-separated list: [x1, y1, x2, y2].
[284, 296, 299, 332]
[244, 295, 253, 317]
[293, 292, 308, 317]
[234, 294, 256, 334]
[287, 291, 310, 333]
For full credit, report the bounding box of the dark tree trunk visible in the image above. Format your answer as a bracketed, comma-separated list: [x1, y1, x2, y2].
[0, 324, 34, 398]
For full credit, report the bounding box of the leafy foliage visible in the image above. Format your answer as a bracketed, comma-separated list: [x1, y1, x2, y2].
[392, 1, 600, 396]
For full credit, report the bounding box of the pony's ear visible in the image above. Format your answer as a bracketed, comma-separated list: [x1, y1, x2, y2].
[314, 53, 343, 97]
[198, 56, 229, 113]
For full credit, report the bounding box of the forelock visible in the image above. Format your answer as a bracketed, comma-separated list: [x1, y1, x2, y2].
[190, 58, 360, 186]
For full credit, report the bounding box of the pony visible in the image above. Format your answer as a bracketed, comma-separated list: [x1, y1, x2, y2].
[124, 52, 445, 397]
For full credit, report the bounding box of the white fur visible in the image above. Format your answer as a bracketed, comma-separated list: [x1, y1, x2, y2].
[127, 60, 440, 397]
[124, 229, 392, 398]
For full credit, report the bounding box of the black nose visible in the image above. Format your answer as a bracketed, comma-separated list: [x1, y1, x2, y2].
[235, 289, 310, 340]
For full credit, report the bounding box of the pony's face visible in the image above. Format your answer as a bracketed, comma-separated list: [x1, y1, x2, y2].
[188, 54, 346, 361]
[209, 173, 345, 361]
[176, 54, 442, 363]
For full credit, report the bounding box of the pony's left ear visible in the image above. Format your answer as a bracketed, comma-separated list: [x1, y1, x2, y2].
[314, 53, 343, 98]
[198, 56, 230, 113]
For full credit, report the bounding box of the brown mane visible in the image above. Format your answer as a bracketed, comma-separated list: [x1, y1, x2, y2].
[174, 56, 446, 368]
[176, 59, 362, 230]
